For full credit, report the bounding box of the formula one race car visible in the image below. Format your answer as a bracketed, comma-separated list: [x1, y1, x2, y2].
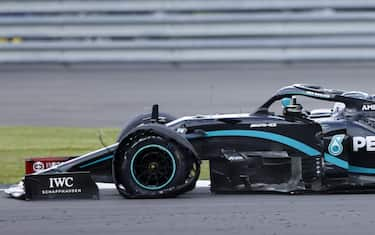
[6, 84, 375, 199]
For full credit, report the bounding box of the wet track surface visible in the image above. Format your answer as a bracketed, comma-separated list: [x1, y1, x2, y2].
[2, 62, 375, 234]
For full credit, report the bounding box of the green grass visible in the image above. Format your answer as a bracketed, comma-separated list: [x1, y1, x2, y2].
[0, 126, 209, 184]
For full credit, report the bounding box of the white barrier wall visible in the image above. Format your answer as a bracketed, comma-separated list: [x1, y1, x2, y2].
[1, 0, 375, 63]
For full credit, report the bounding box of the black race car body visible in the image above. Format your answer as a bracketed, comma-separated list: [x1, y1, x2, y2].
[8, 84, 375, 199]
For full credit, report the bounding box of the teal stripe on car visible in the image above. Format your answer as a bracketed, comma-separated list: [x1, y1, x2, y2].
[324, 153, 375, 174]
[79, 155, 113, 168]
[200, 130, 321, 156]
[348, 165, 375, 174]
[189, 129, 375, 174]
[324, 153, 348, 169]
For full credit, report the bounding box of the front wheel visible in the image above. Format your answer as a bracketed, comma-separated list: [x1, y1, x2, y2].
[116, 135, 192, 198]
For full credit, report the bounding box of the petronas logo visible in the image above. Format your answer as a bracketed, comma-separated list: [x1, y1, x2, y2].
[328, 134, 345, 156]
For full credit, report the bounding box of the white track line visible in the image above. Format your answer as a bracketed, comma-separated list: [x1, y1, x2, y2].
[0, 181, 210, 192]
[97, 180, 210, 190]
[196, 180, 210, 187]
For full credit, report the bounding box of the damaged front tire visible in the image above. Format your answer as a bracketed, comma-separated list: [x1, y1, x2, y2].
[114, 131, 199, 199]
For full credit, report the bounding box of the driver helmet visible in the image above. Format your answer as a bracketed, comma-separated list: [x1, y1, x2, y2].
[282, 96, 303, 115]
[333, 102, 345, 114]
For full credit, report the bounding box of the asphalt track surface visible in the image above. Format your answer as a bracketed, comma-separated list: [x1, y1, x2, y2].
[2, 187, 375, 235]
[2, 62, 375, 235]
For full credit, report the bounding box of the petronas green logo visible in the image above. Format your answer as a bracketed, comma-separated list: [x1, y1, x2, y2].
[328, 134, 345, 156]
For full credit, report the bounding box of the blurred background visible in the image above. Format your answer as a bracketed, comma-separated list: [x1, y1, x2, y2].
[1, 0, 375, 127]
[2, 0, 375, 63]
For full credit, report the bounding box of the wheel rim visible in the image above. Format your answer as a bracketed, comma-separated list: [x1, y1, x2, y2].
[130, 144, 176, 190]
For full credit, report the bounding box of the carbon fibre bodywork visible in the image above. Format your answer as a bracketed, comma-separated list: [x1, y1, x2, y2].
[9, 84, 375, 199]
